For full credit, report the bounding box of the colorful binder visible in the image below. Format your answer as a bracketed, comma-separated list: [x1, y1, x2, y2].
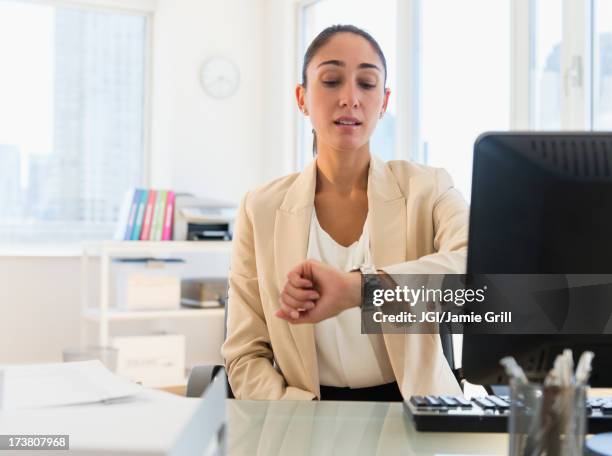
[161, 191, 175, 241]
[151, 190, 167, 241]
[139, 190, 157, 241]
[131, 189, 149, 240]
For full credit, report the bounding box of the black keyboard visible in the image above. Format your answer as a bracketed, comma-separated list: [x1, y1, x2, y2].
[404, 395, 612, 433]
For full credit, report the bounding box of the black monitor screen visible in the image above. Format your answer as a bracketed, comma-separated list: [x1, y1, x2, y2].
[464, 132, 612, 386]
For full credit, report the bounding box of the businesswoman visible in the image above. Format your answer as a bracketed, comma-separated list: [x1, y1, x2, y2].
[222, 25, 468, 401]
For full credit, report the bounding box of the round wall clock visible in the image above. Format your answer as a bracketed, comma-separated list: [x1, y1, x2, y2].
[199, 57, 241, 99]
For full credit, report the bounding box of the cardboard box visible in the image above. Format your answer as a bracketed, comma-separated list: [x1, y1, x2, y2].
[113, 258, 184, 310]
[111, 334, 185, 387]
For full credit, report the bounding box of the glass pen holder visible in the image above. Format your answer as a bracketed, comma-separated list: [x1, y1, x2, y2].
[509, 379, 586, 456]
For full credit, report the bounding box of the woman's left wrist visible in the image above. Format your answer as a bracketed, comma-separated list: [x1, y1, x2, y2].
[344, 271, 362, 310]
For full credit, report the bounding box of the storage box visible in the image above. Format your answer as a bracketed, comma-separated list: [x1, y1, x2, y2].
[111, 333, 185, 387]
[113, 258, 184, 310]
[181, 278, 227, 308]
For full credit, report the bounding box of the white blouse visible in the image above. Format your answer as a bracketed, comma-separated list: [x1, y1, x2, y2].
[307, 211, 395, 388]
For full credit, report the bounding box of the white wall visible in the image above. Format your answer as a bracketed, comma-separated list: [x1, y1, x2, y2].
[0, 0, 301, 366]
[0, 257, 81, 364]
[150, 0, 267, 203]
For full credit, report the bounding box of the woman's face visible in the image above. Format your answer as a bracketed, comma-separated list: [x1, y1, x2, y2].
[297, 32, 390, 154]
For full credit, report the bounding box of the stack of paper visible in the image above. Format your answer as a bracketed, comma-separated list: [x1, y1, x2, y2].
[0, 360, 143, 410]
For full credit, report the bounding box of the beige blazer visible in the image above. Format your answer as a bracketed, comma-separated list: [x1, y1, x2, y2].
[221, 156, 469, 400]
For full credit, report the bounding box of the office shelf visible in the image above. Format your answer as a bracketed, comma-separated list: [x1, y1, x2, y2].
[80, 240, 231, 346]
[83, 307, 225, 322]
[81, 240, 232, 256]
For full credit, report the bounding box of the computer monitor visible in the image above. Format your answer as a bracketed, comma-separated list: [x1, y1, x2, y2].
[462, 132, 612, 387]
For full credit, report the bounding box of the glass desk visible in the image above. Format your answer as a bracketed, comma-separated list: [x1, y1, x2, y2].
[226, 400, 507, 455]
[0, 390, 508, 455]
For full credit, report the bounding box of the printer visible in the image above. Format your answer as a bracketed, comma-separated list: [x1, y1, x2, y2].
[173, 195, 236, 241]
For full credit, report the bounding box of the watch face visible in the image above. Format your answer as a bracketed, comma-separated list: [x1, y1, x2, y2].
[200, 57, 240, 99]
[360, 264, 378, 275]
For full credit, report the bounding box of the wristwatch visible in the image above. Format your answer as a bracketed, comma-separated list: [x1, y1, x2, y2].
[351, 263, 382, 309]
[352, 263, 377, 276]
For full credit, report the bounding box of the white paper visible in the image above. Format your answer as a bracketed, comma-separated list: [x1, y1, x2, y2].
[0, 360, 143, 410]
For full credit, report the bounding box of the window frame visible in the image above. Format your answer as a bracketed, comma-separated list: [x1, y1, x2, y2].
[560, 0, 593, 129]
[510, 0, 597, 129]
[295, 0, 321, 171]
[511, 0, 534, 129]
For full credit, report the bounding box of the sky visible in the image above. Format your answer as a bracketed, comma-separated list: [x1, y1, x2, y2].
[0, 1, 54, 158]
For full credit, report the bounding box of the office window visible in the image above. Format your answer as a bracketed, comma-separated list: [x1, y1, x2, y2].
[529, 0, 611, 130]
[533, 0, 563, 129]
[0, 1, 148, 246]
[421, 0, 511, 199]
[299, 0, 397, 169]
[594, 0, 612, 129]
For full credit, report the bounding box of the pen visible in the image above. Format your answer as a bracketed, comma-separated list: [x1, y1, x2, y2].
[500, 356, 528, 384]
[575, 351, 595, 386]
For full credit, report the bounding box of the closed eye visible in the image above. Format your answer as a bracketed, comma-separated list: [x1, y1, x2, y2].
[321, 80, 377, 89]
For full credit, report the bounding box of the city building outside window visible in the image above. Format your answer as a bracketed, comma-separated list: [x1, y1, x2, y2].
[0, 0, 149, 247]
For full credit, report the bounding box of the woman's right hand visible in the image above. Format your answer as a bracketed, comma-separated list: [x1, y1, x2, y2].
[275, 259, 361, 324]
